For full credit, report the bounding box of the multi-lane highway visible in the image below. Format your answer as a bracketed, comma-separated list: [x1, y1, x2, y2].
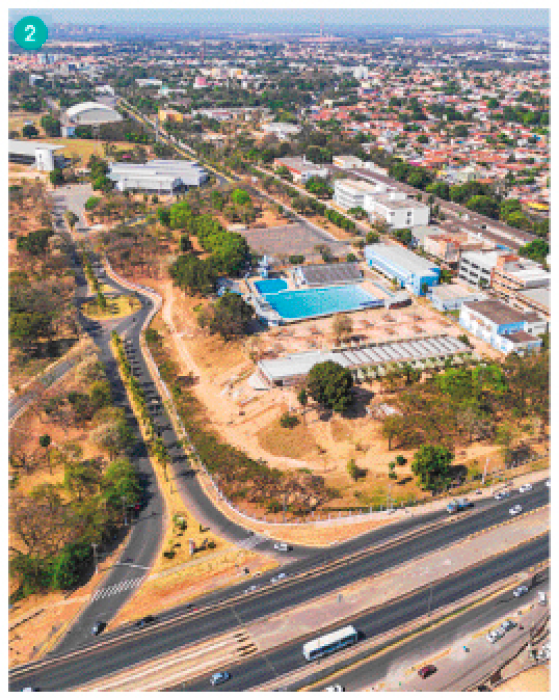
[308, 567, 549, 692]
[9, 481, 548, 691]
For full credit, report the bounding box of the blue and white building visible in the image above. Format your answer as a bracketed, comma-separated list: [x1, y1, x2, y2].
[459, 299, 546, 354]
[365, 243, 440, 296]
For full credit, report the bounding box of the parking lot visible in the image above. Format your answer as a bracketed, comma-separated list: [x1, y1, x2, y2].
[242, 222, 350, 262]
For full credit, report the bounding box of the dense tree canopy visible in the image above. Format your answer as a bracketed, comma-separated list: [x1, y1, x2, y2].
[307, 361, 354, 413]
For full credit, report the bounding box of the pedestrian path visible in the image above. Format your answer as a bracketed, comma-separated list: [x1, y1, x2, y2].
[90, 577, 145, 602]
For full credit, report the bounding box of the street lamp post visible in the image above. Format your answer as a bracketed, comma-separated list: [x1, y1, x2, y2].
[121, 496, 128, 526]
[92, 543, 98, 574]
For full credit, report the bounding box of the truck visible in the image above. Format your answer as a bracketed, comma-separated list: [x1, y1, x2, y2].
[446, 497, 473, 514]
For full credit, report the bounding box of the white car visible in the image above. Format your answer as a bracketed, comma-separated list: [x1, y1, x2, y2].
[546, 480, 550, 488]
[494, 490, 509, 500]
[274, 542, 291, 552]
[270, 573, 287, 584]
[509, 505, 523, 516]
[486, 629, 505, 644]
[324, 685, 344, 692]
[500, 619, 517, 633]
[243, 585, 259, 594]
[518, 483, 533, 493]
[513, 585, 529, 598]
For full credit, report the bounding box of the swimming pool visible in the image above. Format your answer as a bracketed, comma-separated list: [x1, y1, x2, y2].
[259, 284, 382, 321]
[254, 278, 288, 295]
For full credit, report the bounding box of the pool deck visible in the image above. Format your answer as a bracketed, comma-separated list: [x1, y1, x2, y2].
[247, 274, 387, 325]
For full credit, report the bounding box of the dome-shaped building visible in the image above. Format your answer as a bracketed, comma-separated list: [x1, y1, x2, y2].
[62, 101, 123, 136]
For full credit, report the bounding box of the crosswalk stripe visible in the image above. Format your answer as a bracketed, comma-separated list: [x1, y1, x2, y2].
[91, 576, 144, 601]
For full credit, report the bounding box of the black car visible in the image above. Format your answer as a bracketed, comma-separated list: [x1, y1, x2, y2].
[91, 621, 105, 636]
[135, 615, 157, 629]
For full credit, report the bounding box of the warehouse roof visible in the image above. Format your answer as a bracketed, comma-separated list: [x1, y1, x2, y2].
[365, 243, 440, 277]
[296, 262, 363, 287]
[9, 139, 64, 156]
[463, 299, 542, 325]
[258, 334, 469, 383]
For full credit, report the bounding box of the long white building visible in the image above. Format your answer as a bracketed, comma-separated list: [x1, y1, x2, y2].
[108, 159, 208, 193]
[333, 178, 389, 211]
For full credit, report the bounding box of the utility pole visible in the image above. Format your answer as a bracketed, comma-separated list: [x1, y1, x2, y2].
[482, 456, 489, 485]
[92, 543, 98, 574]
[283, 493, 287, 523]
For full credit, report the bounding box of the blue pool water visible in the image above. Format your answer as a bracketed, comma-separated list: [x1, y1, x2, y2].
[259, 284, 382, 321]
[254, 278, 288, 294]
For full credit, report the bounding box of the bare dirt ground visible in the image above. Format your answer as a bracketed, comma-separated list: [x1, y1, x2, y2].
[493, 665, 549, 692]
[119, 268, 547, 518]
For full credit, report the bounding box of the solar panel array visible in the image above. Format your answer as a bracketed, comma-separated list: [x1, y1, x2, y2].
[299, 263, 363, 287]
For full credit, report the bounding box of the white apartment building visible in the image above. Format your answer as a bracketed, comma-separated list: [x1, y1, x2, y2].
[262, 122, 301, 140]
[458, 250, 502, 288]
[364, 192, 430, 229]
[333, 178, 387, 211]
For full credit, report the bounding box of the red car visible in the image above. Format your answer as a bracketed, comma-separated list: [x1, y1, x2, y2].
[418, 665, 437, 679]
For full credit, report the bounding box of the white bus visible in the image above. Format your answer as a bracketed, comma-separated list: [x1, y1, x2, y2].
[302, 625, 358, 662]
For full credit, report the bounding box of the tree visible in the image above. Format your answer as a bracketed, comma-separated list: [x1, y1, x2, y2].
[388, 461, 397, 480]
[39, 434, 52, 473]
[307, 361, 353, 413]
[49, 168, 64, 187]
[297, 388, 308, 413]
[22, 124, 39, 138]
[40, 114, 61, 137]
[230, 189, 251, 206]
[411, 444, 454, 492]
[518, 239, 549, 264]
[465, 195, 500, 219]
[332, 314, 353, 344]
[64, 211, 79, 230]
[347, 459, 366, 481]
[92, 175, 113, 193]
[495, 422, 520, 468]
[208, 292, 255, 340]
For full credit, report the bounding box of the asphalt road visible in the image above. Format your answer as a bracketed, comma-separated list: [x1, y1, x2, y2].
[298, 567, 550, 692]
[41, 193, 167, 656]
[8, 357, 76, 423]
[179, 536, 549, 692]
[9, 483, 548, 691]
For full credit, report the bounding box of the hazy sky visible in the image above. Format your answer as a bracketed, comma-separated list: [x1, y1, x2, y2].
[11, 8, 549, 29]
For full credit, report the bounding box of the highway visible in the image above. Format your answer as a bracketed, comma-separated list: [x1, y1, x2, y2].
[9, 483, 548, 691]
[179, 536, 549, 692]
[309, 568, 550, 692]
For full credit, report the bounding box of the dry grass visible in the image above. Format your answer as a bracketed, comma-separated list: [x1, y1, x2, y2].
[9, 111, 48, 135]
[257, 414, 319, 460]
[82, 294, 141, 321]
